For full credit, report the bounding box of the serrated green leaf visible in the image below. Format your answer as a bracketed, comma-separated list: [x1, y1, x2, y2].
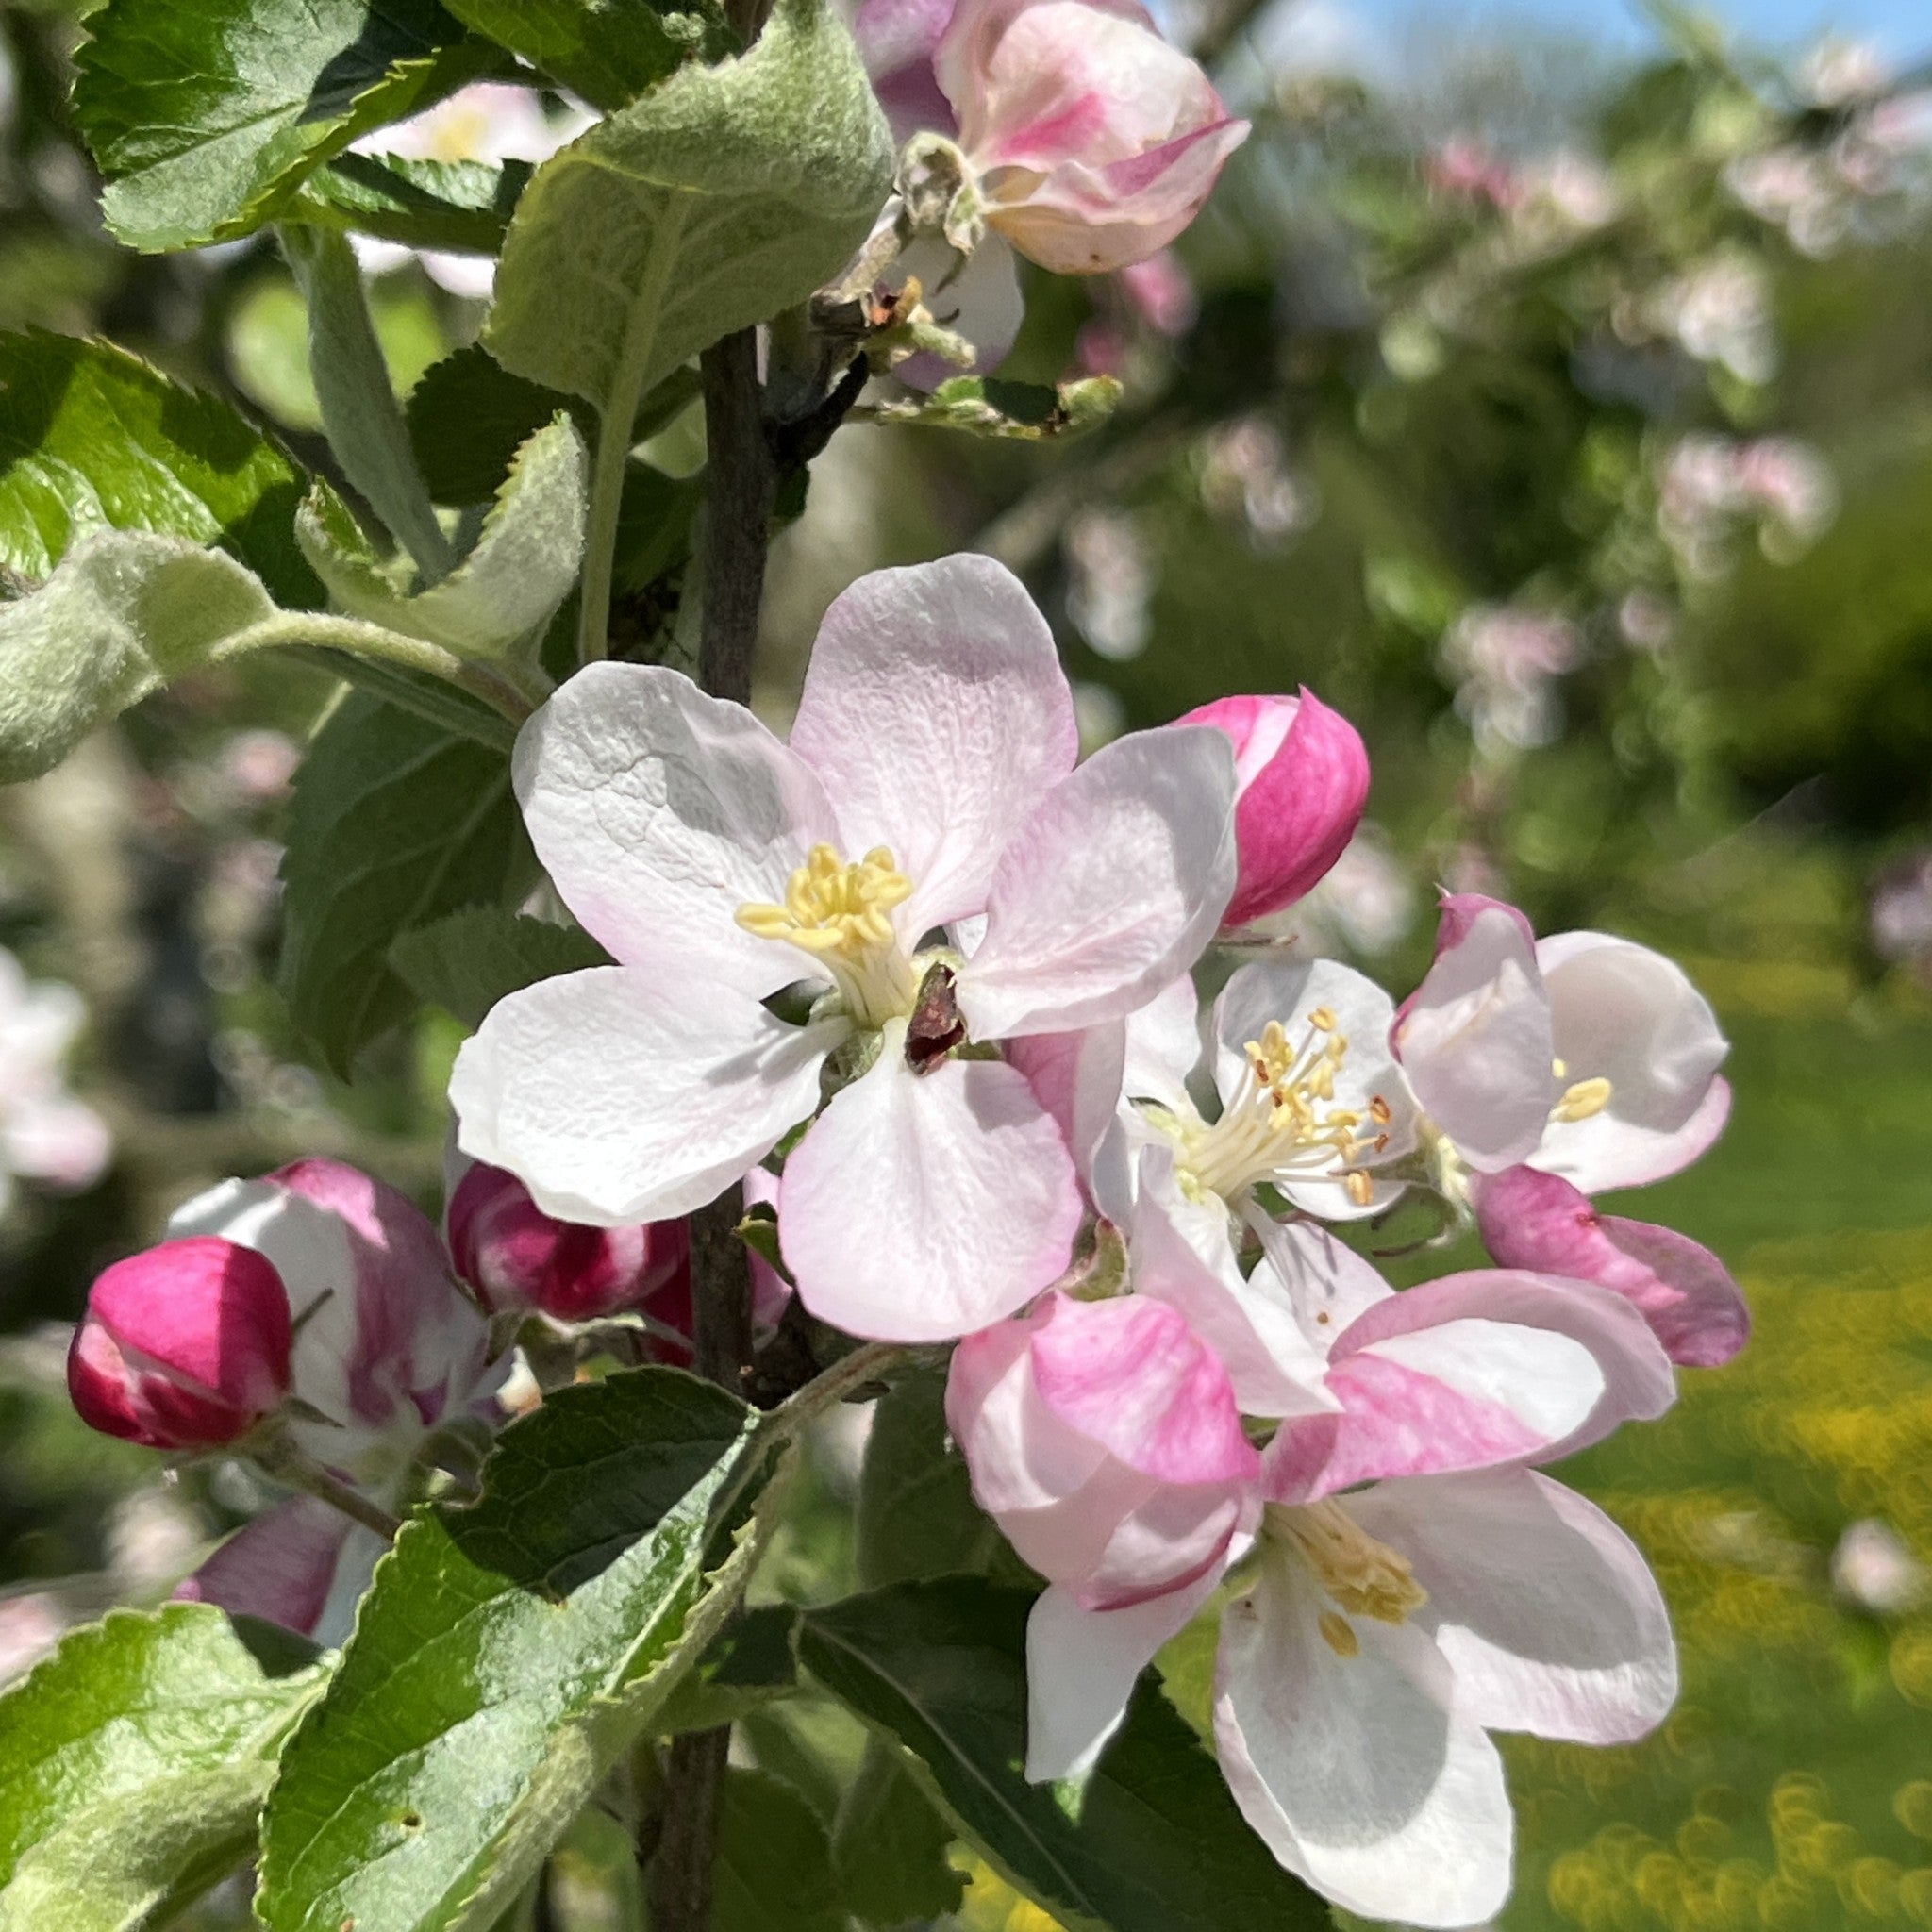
[443, 0, 726, 111]
[276, 693, 532, 1072]
[298, 416, 587, 663]
[0, 330, 316, 604]
[256, 1369, 774, 1932]
[832, 1738, 966, 1927]
[0, 1605, 327, 1932]
[408, 347, 577, 505]
[855, 1368, 1002, 1591]
[711, 1768, 842, 1932]
[486, 0, 891, 442]
[73, 0, 496, 253]
[389, 907, 611, 1028]
[0, 533, 277, 784]
[656, 1604, 801, 1735]
[297, 151, 531, 256]
[797, 1579, 1333, 1932]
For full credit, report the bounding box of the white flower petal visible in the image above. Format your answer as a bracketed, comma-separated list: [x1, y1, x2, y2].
[958, 725, 1237, 1041]
[1213, 1547, 1513, 1928]
[515, 662, 840, 996]
[779, 1027, 1082, 1341]
[1350, 1470, 1677, 1744]
[1025, 1572, 1224, 1782]
[788, 556, 1077, 937]
[451, 967, 837, 1226]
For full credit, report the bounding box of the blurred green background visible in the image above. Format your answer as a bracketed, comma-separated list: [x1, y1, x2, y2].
[1, 0, 1930, 1925]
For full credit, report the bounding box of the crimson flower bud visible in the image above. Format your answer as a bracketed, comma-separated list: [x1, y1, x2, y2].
[448, 1162, 691, 1328]
[1175, 690, 1371, 928]
[68, 1236, 292, 1450]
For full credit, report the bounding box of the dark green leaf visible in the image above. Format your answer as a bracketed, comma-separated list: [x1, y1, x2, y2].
[298, 152, 532, 256]
[73, 0, 495, 253]
[277, 694, 532, 1073]
[797, 1578, 1333, 1932]
[0, 330, 316, 604]
[389, 908, 611, 1028]
[486, 0, 892, 428]
[304, 647, 517, 751]
[257, 1368, 774, 1932]
[408, 347, 577, 505]
[442, 0, 727, 111]
[0, 1606, 327, 1932]
[711, 1768, 842, 1932]
[832, 1739, 965, 1927]
[656, 1604, 800, 1735]
[855, 1367, 1002, 1591]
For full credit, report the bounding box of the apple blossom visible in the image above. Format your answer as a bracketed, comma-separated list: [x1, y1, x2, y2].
[0, 946, 110, 1219]
[175, 1494, 384, 1649]
[1174, 690, 1371, 928]
[1392, 894, 1731, 1195]
[448, 1159, 691, 1329]
[68, 1237, 293, 1450]
[1472, 1164, 1749, 1368]
[936, 0, 1250, 275]
[856, 0, 960, 143]
[450, 554, 1240, 1343]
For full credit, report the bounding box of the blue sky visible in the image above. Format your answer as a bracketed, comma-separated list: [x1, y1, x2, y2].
[1341, 0, 1932, 62]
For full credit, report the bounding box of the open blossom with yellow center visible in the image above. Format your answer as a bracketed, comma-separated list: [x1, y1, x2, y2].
[453, 554, 1240, 1346]
[1270, 1498, 1428, 1655]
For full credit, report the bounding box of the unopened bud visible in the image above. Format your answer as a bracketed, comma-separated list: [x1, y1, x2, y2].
[448, 1162, 691, 1329]
[68, 1237, 292, 1450]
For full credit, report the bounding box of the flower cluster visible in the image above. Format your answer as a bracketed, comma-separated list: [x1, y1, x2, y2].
[437, 557, 1743, 1926]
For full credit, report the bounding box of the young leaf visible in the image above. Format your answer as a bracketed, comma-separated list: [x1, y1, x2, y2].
[486, 0, 891, 431]
[655, 1603, 801, 1735]
[389, 908, 612, 1029]
[296, 152, 531, 257]
[0, 535, 277, 784]
[711, 1769, 843, 1932]
[797, 1578, 1334, 1932]
[72, 0, 495, 253]
[0, 330, 316, 604]
[256, 1369, 774, 1932]
[0, 1605, 327, 1932]
[297, 416, 588, 663]
[831, 1739, 966, 1927]
[277, 694, 533, 1073]
[441, 0, 726, 111]
[855, 1367, 1003, 1591]
[868, 374, 1125, 440]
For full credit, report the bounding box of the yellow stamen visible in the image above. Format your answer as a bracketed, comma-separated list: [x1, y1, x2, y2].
[1274, 1500, 1428, 1627]
[736, 843, 920, 1029]
[1180, 1009, 1376, 1201]
[1553, 1075, 1613, 1124]
[1318, 1609, 1360, 1657]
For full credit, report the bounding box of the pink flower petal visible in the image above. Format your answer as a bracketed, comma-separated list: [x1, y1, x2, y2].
[1474, 1165, 1748, 1367]
[175, 1495, 355, 1639]
[789, 556, 1078, 938]
[779, 1036, 1081, 1341]
[958, 725, 1237, 1041]
[1393, 894, 1556, 1173]
[1349, 1470, 1676, 1745]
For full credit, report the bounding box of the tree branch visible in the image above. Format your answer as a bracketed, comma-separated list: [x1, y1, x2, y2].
[648, 1729, 733, 1932]
[697, 329, 774, 707]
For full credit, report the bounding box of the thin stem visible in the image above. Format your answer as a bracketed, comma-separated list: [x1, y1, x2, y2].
[698, 329, 774, 706]
[249, 1431, 404, 1541]
[223, 612, 545, 728]
[578, 389, 637, 667]
[647, 1729, 731, 1931]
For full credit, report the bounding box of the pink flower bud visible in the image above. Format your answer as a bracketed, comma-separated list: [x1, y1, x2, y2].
[68, 1237, 292, 1450]
[1175, 690, 1371, 928]
[449, 1161, 691, 1327]
[946, 1290, 1258, 1609]
[936, 0, 1250, 274]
